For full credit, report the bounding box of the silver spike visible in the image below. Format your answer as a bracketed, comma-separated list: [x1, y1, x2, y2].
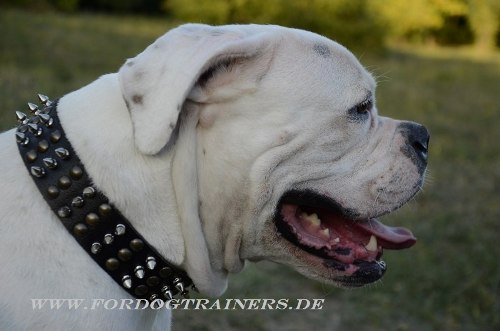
[17, 124, 28, 133]
[28, 123, 42, 136]
[15, 132, 29, 145]
[71, 196, 84, 208]
[38, 113, 51, 124]
[38, 94, 50, 105]
[146, 256, 156, 270]
[174, 279, 184, 293]
[90, 242, 101, 254]
[104, 234, 114, 244]
[134, 265, 145, 279]
[161, 286, 173, 300]
[30, 166, 45, 178]
[29, 116, 40, 124]
[57, 206, 71, 218]
[150, 295, 161, 308]
[16, 111, 27, 123]
[27, 102, 39, 114]
[122, 275, 132, 289]
[115, 224, 126, 236]
[55, 147, 69, 159]
[82, 187, 96, 198]
[42, 157, 58, 169]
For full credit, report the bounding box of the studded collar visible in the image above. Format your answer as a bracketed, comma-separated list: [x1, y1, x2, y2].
[15, 94, 194, 305]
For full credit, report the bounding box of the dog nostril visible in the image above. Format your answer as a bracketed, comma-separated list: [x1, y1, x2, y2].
[410, 128, 430, 162]
[413, 140, 428, 159]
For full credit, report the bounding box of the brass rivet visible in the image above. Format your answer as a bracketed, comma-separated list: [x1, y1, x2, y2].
[146, 276, 160, 287]
[159, 266, 172, 278]
[98, 203, 112, 217]
[50, 130, 62, 143]
[26, 150, 37, 163]
[85, 213, 100, 226]
[129, 238, 144, 252]
[38, 140, 49, 153]
[73, 223, 88, 237]
[118, 248, 133, 262]
[134, 285, 148, 296]
[58, 176, 72, 189]
[105, 258, 120, 271]
[47, 186, 60, 199]
[69, 166, 83, 180]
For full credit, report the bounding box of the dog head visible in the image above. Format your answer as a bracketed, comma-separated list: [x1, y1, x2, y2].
[119, 24, 429, 292]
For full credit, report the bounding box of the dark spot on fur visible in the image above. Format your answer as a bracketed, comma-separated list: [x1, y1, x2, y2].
[126, 60, 135, 67]
[177, 104, 181, 111]
[313, 43, 331, 58]
[169, 122, 175, 129]
[203, 149, 206, 155]
[132, 95, 143, 105]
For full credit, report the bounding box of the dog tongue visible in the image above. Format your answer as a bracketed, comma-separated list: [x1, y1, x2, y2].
[354, 219, 416, 250]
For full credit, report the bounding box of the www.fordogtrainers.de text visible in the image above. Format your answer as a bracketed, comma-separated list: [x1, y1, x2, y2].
[32, 298, 325, 311]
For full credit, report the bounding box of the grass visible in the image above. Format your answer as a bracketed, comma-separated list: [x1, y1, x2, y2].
[1, 9, 499, 331]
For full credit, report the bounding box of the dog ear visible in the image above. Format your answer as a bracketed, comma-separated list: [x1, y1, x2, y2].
[119, 24, 276, 155]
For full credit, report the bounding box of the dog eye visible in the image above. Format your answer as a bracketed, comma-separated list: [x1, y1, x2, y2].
[347, 97, 373, 123]
[354, 99, 372, 114]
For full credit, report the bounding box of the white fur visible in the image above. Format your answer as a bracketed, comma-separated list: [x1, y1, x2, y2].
[0, 24, 425, 330]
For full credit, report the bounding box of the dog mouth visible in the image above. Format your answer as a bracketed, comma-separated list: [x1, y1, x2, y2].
[274, 190, 416, 287]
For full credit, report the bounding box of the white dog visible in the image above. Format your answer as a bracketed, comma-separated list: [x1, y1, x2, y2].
[0, 24, 429, 330]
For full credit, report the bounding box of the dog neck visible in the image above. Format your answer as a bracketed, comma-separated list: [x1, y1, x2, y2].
[14, 93, 194, 304]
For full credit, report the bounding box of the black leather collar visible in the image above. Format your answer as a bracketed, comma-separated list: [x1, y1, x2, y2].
[15, 94, 194, 305]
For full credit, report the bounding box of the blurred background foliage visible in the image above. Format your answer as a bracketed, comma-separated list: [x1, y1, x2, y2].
[2, 0, 500, 51]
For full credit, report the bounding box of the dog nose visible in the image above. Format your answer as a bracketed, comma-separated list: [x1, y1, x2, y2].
[404, 122, 430, 163]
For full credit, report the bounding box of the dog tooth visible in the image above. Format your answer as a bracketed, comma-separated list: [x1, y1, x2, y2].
[319, 228, 330, 239]
[300, 212, 321, 227]
[365, 235, 378, 252]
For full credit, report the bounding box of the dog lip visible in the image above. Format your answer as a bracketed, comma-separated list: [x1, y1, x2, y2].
[332, 260, 387, 287]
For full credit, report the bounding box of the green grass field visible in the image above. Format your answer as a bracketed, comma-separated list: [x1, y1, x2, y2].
[1, 9, 499, 331]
